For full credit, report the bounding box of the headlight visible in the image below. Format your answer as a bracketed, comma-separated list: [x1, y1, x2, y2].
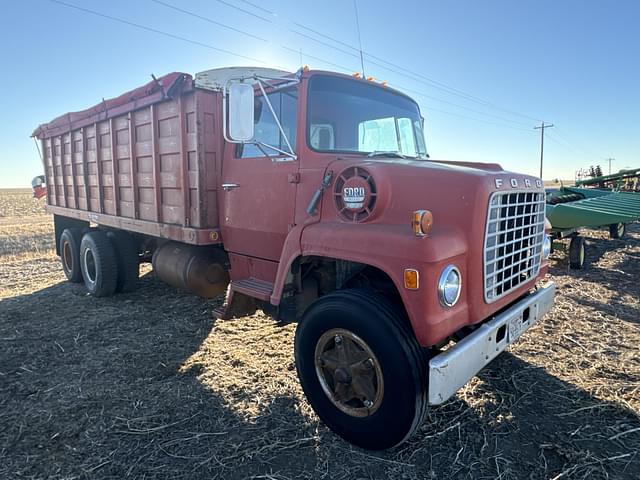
[438, 265, 461, 307]
[542, 235, 552, 259]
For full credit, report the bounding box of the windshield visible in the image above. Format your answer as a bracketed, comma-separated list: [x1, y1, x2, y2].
[307, 75, 428, 158]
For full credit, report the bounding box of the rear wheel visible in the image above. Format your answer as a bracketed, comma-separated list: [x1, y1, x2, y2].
[80, 231, 118, 297]
[294, 289, 428, 450]
[609, 222, 626, 239]
[107, 230, 140, 293]
[569, 236, 586, 269]
[60, 228, 83, 283]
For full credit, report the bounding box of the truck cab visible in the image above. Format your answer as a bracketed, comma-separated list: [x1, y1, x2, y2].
[34, 66, 555, 450]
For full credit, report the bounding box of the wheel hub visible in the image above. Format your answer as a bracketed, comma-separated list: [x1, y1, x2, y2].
[314, 328, 384, 417]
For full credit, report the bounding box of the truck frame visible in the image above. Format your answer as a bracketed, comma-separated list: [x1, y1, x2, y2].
[33, 66, 555, 450]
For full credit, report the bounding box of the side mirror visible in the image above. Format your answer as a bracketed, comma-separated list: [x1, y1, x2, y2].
[228, 82, 255, 141]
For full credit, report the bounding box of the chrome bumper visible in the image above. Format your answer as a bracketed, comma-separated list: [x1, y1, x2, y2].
[428, 281, 556, 405]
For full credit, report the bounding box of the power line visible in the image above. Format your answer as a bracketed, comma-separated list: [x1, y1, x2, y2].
[284, 28, 534, 128]
[149, 0, 544, 128]
[217, 0, 544, 124]
[397, 84, 533, 127]
[211, 0, 271, 22]
[283, 19, 543, 123]
[419, 105, 535, 132]
[49, 0, 268, 65]
[237, 0, 275, 16]
[551, 127, 606, 161]
[281, 46, 353, 73]
[284, 47, 535, 133]
[150, 0, 268, 42]
[50, 0, 543, 136]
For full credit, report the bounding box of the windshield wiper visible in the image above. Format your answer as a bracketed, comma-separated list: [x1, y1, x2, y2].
[367, 151, 406, 159]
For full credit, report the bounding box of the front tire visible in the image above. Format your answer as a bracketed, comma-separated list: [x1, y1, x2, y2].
[80, 231, 118, 297]
[294, 289, 428, 450]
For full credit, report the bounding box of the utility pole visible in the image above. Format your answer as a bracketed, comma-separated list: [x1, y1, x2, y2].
[534, 122, 554, 179]
[605, 157, 615, 175]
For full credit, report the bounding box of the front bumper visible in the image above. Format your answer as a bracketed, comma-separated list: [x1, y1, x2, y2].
[428, 281, 556, 405]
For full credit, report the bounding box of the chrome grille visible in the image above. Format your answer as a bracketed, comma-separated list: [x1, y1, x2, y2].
[484, 191, 546, 303]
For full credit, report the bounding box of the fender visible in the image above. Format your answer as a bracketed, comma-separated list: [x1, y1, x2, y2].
[272, 221, 470, 346]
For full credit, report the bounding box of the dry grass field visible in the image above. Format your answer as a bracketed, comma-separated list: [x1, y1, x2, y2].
[1, 188, 639, 479]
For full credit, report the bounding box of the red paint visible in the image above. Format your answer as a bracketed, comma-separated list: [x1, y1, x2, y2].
[35, 68, 547, 347]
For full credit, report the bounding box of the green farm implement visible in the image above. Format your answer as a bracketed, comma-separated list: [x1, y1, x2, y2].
[546, 185, 640, 268]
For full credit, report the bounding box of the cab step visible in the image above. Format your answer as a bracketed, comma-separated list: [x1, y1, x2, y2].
[230, 278, 273, 301]
[212, 278, 273, 320]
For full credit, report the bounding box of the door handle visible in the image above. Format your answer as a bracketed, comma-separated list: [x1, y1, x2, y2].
[222, 183, 240, 191]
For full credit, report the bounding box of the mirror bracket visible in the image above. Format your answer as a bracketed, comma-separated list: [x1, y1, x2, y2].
[223, 74, 299, 161]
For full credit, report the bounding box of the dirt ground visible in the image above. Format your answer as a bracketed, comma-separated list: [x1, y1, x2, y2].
[1, 189, 638, 480]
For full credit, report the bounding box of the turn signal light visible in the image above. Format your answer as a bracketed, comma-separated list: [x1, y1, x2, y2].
[411, 210, 433, 237]
[404, 269, 419, 290]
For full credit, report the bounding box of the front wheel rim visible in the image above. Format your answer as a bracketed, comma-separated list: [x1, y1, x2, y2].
[314, 328, 384, 417]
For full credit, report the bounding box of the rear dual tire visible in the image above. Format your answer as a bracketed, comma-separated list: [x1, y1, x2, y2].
[80, 231, 119, 297]
[60, 228, 84, 283]
[294, 289, 428, 450]
[60, 228, 139, 297]
[107, 230, 139, 293]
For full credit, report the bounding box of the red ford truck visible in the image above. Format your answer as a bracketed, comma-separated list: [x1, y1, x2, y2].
[32, 66, 555, 449]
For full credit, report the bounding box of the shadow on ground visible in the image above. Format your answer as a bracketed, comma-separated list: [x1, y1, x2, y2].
[1, 271, 638, 479]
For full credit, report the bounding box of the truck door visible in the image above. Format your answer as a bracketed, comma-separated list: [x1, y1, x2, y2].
[220, 88, 299, 261]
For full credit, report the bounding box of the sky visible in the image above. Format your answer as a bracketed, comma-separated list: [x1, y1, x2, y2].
[0, 0, 638, 187]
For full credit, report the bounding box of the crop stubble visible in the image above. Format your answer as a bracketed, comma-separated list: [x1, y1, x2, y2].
[0, 189, 638, 479]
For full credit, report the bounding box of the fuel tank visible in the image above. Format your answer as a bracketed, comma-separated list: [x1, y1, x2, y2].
[152, 242, 229, 298]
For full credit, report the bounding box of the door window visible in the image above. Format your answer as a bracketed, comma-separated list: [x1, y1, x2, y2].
[238, 89, 298, 158]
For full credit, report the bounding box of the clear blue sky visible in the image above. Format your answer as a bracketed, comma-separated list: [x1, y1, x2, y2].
[1, 0, 638, 187]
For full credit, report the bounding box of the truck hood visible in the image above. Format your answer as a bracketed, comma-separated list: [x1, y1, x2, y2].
[334, 157, 544, 229]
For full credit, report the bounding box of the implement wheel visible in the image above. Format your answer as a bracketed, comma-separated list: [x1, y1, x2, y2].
[80, 231, 118, 297]
[569, 236, 586, 269]
[294, 289, 428, 450]
[60, 228, 83, 283]
[609, 223, 626, 239]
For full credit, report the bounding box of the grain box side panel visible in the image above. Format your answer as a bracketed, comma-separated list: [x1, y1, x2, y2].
[186, 92, 201, 227]
[43, 138, 56, 206]
[97, 120, 115, 215]
[113, 115, 133, 218]
[201, 90, 220, 228]
[62, 133, 77, 208]
[85, 125, 101, 212]
[52, 136, 65, 207]
[133, 106, 156, 222]
[156, 96, 185, 226]
[71, 130, 87, 210]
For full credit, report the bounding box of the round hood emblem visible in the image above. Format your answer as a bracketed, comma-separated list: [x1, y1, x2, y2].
[334, 166, 377, 222]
